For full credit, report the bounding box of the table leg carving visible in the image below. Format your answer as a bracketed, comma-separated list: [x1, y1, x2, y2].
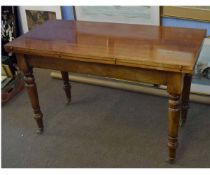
[61, 71, 71, 104]
[24, 69, 44, 134]
[167, 73, 183, 163]
[180, 74, 192, 127]
[17, 54, 44, 134]
[168, 94, 181, 163]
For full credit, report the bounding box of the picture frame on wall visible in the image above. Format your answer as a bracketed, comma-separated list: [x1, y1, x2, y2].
[161, 6, 210, 23]
[191, 38, 210, 95]
[18, 6, 62, 34]
[74, 6, 160, 26]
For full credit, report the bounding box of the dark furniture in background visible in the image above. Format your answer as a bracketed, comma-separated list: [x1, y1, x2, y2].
[1, 6, 24, 105]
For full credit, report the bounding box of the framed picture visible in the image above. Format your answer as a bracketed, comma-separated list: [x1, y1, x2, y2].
[192, 38, 210, 95]
[18, 6, 62, 33]
[161, 6, 210, 23]
[74, 6, 160, 25]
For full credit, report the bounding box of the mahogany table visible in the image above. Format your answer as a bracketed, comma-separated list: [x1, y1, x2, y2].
[4, 20, 205, 163]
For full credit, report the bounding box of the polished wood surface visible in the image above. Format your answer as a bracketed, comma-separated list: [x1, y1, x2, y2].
[27, 55, 168, 85]
[5, 20, 205, 73]
[4, 20, 205, 163]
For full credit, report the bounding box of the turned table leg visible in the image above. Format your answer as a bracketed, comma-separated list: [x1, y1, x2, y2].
[168, 94, 181, 163]
[17, 54, 44, 134]
[61, 71, 71, 104]
[167, 73, 183, 163]
[24, 69, 44, 134]
[180, 74, 192, 127]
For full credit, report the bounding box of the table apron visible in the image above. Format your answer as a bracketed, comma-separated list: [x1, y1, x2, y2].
[27, 55, 169, 85]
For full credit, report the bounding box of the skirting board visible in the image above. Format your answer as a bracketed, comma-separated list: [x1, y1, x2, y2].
[160, 83, 210, 96]
[50, 71, 210, 104]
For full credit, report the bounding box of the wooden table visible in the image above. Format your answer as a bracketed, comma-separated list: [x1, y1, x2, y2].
[5, 20, 205, 163]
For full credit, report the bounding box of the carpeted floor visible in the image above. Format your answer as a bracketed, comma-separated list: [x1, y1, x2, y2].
[2, 69, 210, 168]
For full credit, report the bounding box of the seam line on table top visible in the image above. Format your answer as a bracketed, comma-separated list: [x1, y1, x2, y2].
[114, 58, 117, 65]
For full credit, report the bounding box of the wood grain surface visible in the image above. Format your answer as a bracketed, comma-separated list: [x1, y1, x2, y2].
[5, 20, 206, 73]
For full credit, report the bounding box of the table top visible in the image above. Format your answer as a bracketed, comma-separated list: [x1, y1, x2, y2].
[5, 20, 206, 73]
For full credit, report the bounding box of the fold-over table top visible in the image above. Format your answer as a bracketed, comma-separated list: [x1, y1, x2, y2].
[5, 20, 206, 73]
